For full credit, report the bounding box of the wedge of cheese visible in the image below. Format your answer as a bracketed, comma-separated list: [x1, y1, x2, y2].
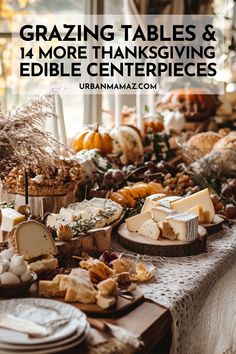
[166, 213, 198, 242]
[12, 220, 58, 260]
[0, 208, 25, 232]
[141, 194, 166, 213]
[158, 221, 177, 240]
[171, 188, 215, 224]
[186, 205, 205, 224]
[156, 196, 182, 208]
[139, 219, 160, 240]
[126, 211, 151, 232]
[152, 206, 176, 222]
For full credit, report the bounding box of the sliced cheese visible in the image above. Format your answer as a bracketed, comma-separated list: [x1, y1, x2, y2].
[186, 205, 205, 224]
[0, 208, 25, 232]
[158, 221, 177, 240]
[152, 206, 176, 222]
[139, 219, 160, 240]
[141, 194, 166, 213]
[166, 213, 198, 242]
[125, 211, 151, 232]
[14, 221, 58, 260]
[156, 196, 182, 208]
[171, 188, 215, 224]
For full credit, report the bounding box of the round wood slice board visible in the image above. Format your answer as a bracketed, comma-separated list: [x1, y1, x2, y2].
[203, 215, 225, 234]
[117, 223, 207, 257]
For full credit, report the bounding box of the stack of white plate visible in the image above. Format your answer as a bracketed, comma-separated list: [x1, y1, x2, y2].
[0, 298, 89, 354]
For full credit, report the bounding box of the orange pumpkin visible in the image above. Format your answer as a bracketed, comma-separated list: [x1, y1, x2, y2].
[163, 88, 218, 122]
[144, 120, 164, 133]
[71, 124, 113, 155]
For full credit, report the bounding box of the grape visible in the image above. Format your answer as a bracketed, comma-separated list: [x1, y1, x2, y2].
[215, 201, 224, 212]
[99, 251, 118, 265]
[228, 179, 236, 189]
[210, 193, 220, 206]
[190, 185, 201, 193]
[112, 169, 125, 183]
[221, 185, 234, 198]
[225, 205, 236, 219]
[103, 171, 114, 184]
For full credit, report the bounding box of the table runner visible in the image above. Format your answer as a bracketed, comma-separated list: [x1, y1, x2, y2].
[112, 225, 236, 354]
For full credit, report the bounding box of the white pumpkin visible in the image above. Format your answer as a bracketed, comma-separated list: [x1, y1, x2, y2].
[110, 125, 144, 164]
[163, 110, 185, 133]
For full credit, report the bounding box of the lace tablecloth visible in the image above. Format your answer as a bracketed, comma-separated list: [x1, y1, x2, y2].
[112, 225, 236, 354]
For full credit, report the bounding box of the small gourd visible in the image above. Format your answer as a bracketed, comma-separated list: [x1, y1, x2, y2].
[71, 124, 113, 155]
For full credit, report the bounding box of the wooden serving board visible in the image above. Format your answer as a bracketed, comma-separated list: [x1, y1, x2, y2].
[54, 212, 125, 256]
[56, 290, 144, 318]
[56, 226, 112, 255]
[117, 223, 207, 257]
[0, 190, 76, 218]
[203, 215, 225, 235]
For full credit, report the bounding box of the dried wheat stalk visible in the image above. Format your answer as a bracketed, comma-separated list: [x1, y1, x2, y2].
[0, 93, 65, 178]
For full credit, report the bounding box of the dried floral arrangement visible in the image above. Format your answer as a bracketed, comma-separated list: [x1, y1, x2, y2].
[0, 94, 82, 196]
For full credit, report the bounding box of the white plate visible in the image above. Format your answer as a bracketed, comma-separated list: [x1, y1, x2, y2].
[0, 324, 90, 354]
[0, 323, 90, 351]
[0, 298, 88, 345]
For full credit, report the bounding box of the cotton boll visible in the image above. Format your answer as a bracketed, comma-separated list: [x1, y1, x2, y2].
[21, 269, 32, 282]
[9, 262, 27, 276]
[0, 248, 15, 261]
[11, 255, 25, 267]
[0, 259, 10, 274]
[0, 272, 20, 285]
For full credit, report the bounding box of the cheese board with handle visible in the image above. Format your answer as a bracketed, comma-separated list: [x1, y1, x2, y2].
[55, 289, 144, 318]
[117, 223, 207, 257]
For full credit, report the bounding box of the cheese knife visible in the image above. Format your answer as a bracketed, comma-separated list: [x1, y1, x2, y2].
[0, 314, 50, 338]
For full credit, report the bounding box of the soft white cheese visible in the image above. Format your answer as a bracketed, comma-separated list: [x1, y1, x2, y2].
[59, 208, 80, 222]
[126, 211, 151, 232]
[139, 219, 160, 240]
[156, 196, 182, 208]
[166, 213, 198, 242]
[186, 205, 205, 224]
[141, 194, 166, 213]
[171, 188, 215, 224]
[152, 206, 176, 222]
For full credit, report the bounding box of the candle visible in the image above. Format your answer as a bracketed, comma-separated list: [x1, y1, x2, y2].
[114, 90, 121, 127]
[52, 95, 60, 147]
[136, 89, 144, 135]
[147, 75, 155, 116]
[24, 169, 29, 205]
[56, 95, 67, 147]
